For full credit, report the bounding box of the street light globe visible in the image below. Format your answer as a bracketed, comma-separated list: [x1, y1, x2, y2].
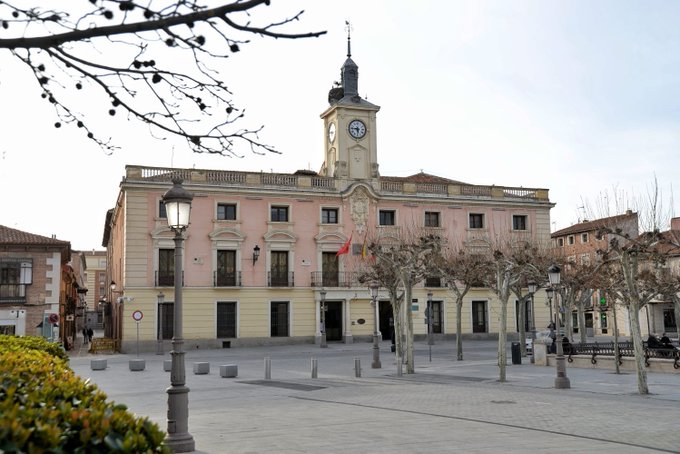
[548, 264, 561, 286]
[369, 281, 379, 298]
[163, 178, 194, 231]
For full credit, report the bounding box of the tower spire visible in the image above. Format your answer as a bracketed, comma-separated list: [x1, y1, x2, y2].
[345, 20, 352, 57]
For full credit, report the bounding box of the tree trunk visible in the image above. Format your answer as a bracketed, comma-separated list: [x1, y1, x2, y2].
[628, 301, 649, 394]
[391, 294, 404, 365]
[498, 296, 508, 382]
[404, 284, 415, 374]
[456, 299, 463, 361]
[578, 304, 587, 344]
[518, 297, 527, 356]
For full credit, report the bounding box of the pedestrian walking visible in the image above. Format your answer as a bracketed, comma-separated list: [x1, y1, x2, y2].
[82, 327, 88, 345]
[87, 327, 94, 343]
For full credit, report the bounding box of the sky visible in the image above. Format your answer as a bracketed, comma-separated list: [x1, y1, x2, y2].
[1, 1, 679, 251]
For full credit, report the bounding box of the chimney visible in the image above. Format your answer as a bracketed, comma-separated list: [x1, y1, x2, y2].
[671, 217, 680, 231]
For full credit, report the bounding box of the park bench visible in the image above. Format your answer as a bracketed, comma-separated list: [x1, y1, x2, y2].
[565, 341, 679, 369]
[89, 338, 119, 354]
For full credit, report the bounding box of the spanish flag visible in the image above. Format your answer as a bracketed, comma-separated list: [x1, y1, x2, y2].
[361, 234, 368, 260]
[336, 234, 352, 256]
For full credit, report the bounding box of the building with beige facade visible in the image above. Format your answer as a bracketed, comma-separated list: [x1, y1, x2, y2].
[103, 44, 556, 352]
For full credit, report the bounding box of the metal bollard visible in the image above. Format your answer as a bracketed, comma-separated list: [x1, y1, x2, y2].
[354, 357, 361, 377]
[311, 357, 318, 379]
[264, 357, 271, 380]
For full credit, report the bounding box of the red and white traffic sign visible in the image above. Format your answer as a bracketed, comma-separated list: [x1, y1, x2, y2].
[132, 310, 143, 322]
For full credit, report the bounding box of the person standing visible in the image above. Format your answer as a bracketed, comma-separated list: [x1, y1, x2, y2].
[82, 327, 88, 345]
[87, 327, 93, 343]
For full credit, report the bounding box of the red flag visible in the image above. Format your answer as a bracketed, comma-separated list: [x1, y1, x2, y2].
[336, 234, 352, 256]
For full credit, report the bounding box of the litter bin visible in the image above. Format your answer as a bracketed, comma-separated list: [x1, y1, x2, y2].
[511, 342, 521, 365]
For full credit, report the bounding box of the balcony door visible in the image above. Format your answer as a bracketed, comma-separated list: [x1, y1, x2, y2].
[216, 250, 237, 286]
[322, 252, 339, 287]
[271, 251, 289, 286]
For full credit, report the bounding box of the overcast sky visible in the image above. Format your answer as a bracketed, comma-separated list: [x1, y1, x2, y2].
[1, 1, 678, 251]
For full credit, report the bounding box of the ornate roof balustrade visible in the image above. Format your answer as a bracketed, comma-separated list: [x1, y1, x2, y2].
[125, 165, 549, 201]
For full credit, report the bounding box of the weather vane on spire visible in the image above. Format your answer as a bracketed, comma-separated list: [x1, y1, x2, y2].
[345, 20, 353, 57]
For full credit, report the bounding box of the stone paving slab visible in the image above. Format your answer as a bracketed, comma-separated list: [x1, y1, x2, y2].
[69, 340, 680, 453]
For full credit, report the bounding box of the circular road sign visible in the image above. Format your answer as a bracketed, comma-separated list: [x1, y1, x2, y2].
[48, 313, 59, 324]
[132, 310, 143, 322]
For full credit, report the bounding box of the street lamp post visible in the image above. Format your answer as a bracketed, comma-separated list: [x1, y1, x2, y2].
[545, 287, 554, 329]
[369, 281, 381, 368]
[320, 290, 327, 348]
[156, 292, 165, 355]
[548, 264, 570, 389]
[162, 178, 195, 452]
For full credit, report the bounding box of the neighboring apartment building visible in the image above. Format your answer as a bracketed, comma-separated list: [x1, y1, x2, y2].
[551, 210, 640, 336]
[81, 250, 107, 330]
[648, 217, 680, 336]
[103, 44, 555, 352]
[0, 225, 80, 348]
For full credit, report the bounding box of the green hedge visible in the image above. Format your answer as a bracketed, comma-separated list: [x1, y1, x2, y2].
[0, 335, 170, 453]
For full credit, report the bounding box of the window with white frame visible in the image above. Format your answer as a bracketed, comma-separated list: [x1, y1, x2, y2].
[581, 233, 588, 243]
[321, 207, 338, 224]
[512, 215, 528, 231]
[469, 213, 484, 229]
[270, 205, 289, 222]
[217, 203, 237, 221]
[568, 235, 575, 245]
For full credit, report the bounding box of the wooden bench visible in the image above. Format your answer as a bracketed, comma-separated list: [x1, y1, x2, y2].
[88, 338, 119, 354]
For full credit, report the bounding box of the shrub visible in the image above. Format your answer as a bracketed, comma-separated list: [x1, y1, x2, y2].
[0, 335, 169, 453]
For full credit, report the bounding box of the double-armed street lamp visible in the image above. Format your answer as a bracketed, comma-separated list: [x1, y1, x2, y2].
[162, 178, 195, 452]
[369, 281, 381, 368]
[548, 264, 570, 389]
[156, 292, 165, 355]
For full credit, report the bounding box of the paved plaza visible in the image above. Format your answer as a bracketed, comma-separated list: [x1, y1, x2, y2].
[69, 338, 680, 453]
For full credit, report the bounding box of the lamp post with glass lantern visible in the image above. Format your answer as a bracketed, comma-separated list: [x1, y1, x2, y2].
[369, 282, 381, 368]
[548, 264, 570, 389]
[162, 178, 195, 452]
[319, 290, 327, 348]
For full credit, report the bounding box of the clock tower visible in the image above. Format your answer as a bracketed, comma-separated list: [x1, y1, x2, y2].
[320, 30, 380, 182]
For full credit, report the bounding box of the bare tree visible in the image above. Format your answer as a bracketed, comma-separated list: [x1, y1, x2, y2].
[365, 230, 442, 374]
[485, 240, 543, 382]
[0, 1, 325, 155]
[557, 260, 604, 344]
[433, 244, 491, 360]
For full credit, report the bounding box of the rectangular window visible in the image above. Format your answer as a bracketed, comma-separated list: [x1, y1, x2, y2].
[157, 302, 174, 340]
[581, 233, 589, 243]
[472, 300, 488, 333]
[568, 235, 575, 245]
[270, 251, 290, 286]
[158, 249, 174, 286]
[424, 211, 440, 228]
[469, 213, 484, 229]
[557, 238, 564, 247]
[216, 302, 237, 338]
[217, 203, 237, 221]
[0, 259, 32, 301]
[321, 208, 338, 224]
[158, 200, 167, 219]
[512, 215, 527, 231]
[270, 206, 289, 222]
[216, 250, 237, 286]
[270, 301, 289, 337]
[379, 210, 396, 226]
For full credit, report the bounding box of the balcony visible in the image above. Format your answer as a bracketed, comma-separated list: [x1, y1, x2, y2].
[310, 271, 363, 288]
[214, 271, 242, 287]
[155, 271, 183, 287]
[268, 271, 294, 287]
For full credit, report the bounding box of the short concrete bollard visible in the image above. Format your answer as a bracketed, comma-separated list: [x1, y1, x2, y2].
[163, 359, 172, 372]
[354, 357, 361, 378]
[264, 357, 271, 380]
[129, 359, 145, 371]
[219, 364, 238, 378]
[90, 359, 107, 371]
[193, 362, 210, 375]
[311, 357, 318, 379]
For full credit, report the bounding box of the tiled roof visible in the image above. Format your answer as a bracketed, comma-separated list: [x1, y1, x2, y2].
[0, 225, 70, 247]
[551, 212, 638, 238]
[381, 172, 468, 185]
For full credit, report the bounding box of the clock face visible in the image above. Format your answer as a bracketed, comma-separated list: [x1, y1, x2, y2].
[328, 123, 336, 143]
[348, 119, 366, 139]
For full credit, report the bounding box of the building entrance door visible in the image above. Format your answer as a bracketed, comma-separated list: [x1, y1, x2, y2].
[379, 300, 393, 341]
[325, 301, 343, 341]
[472, 300, 488, 333]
